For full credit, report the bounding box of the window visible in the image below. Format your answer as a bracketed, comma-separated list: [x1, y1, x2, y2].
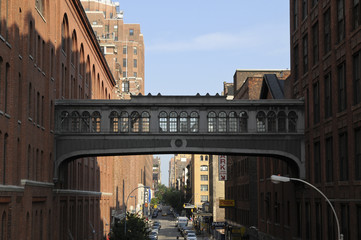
[339, 132, 348, 181]
[200, 185, 208, 191]
[302, 0, 307, 20]
[81, 111, 90, 132]
[4, 63, 9, 113]
[267, 111, 276, 132]
[122, 81, 129, 92]
[122, 71, 127, 78]
[134, 59, 137, 68]
[305, 202, 312, 239]
[133, 72, 137, 77]
[324, 73, 332, 118]
[129, 29, 134, 36]
[120, 112, 129, 132]
[240, 111, 248, 132]
[341, 204, 350, 240]
[314, 141, 321, 183]
[207, 112, 216, 132]
[190, 112, 199, 132]
[355, 128, 361, 180]
[91, 111, 101, 132]
[312, 0, 318, 7]
[325, 137, 333, 182]
[303, 35, 308, 74]
[288, 111, 298, 132]
[324, 9, 331, 55]
[256, 111, 266, 132]
[218, 112, 227, 132]
[201, 195, 208, 202]
[169, 112, 177, 132]
[293, 0, 298, 29]
[110, 111, 119, 133]
[201, 175, 208, 181]
[328, 206, 336, 240]
[294, 45, 299, 82]
[229, 112, 237, 132]
[200, 165, 208, 171]
[123, 46, 127, 54]
[353, 0, 361, 30]
[337, 0, 345, 43]
[123, 58, 127, 68]
[159, 112, 168, 132]
[130, 112, 140, 132]
[133, 47, 137, 55]
[141, 112, 150, 132]
[278, 111, 286, 132]
[353, 51, 361, 105]
[313, 81, 320, 124]
[338, 62, 347, 112]
[105, 25, 109, 33]
[358, 205, 361, 240]
[61, 16, 68, 53]
[179, 112, 188, 133]
[312, 22, 319, 66]
[315, 202, 323, 240]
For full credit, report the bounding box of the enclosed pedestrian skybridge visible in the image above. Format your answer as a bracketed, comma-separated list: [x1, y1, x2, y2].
[54, 95, 305, 180]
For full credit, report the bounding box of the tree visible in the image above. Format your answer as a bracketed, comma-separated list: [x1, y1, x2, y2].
[109, 213, 150, 240]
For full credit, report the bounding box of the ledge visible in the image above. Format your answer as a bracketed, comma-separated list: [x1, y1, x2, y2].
[0, 184, 24, 192]
[53, 189, 102, 196]
[21, 179, 54, 188]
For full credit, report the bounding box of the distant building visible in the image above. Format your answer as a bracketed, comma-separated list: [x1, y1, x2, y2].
[208, 155, 225, 222]
[189, 154, 210, 207]
[153, 156, 161, 188]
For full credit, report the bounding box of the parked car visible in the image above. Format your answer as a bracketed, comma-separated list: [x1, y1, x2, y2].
[185, 232, 197, 240]
[153, 221, 161, 229]
[149, 231, 158, 240]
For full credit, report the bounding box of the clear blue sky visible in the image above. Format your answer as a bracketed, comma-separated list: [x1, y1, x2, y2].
[116, 0, 291, 185]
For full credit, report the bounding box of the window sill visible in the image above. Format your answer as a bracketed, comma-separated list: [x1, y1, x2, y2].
[4, 113, 10, 119]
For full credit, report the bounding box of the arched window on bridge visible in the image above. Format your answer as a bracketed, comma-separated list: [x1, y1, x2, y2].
[120, 112, 129, 133]
[141, 112, 150, 132]
[208, 112, 217, 132]
[267, 111, 276, 132]
[81, 111, 90, 132]
[60, 111, 70, 131]
[169, 112, 178, 132]
[288, 111, 298, 132]
[190, 112, 199, 132]
[229, 112, 238, 132]
[130, 112, 140, 132]
[218, 112, 227, 132]
[110, 111, 119, 133]
[159, 111, 168, 132]
[240, 111, 248, 132]
[91, 111, 101, 132]
[180, 112, 188, 133]
[256, 111, 266, 132]
[71, 111, 81, 132]
[277, 111, 286, 132]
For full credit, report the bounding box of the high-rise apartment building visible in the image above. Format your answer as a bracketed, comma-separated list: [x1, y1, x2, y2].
[189, 154, 210, 207]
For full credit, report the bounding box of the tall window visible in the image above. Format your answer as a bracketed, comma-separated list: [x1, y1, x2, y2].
[305, 202, 312, 239]
[302, 0, 307, 20]
[341, 204, 350, 240]
[130, 112, 140, 132]
[256, 111, 266, 132]
[240, 111, 248, 132]
[278, 111, 286, 132]
[122, 58, 126, 68]
[288, 111, 298, 132]
[207, 112, 216, 132]
[294, 45, 299, 82]
[267, 111, 276, 132]
[358, 205, 361, 240]
[179, 112, 188, 132]
[324, 73, 332, 118]
[229, 112, 237, 132]
[338, 62, 347, 112]
[61, 16, 68, 53]
[133, 47, 137, 55]
[141, 112, 150, 132]
[129, 29, 134, 36]
[218, 112, 227, 132]
[91, 111, 101, 132]
[4, 63, 9, 113]
[313, 81, 320, 124]
[169, 112, 177, 132]
[29, 21, 34, 57]
[325, 137, 333, 182]
[133, 59, 137, 68]
[190, 112, 199, 132]
[312, 22, 319, 66]
[120, 112, 129, 132]
[315, 202, 323, 239]
[123, 46, 127, 54]
[110, 111, 119, 133]
[339, 132, 348, 181]
[353, 0, 361, 30]
[159, 112, 167, 132]
[314, 141, 321, 183]
[293, 0, 298, 29]
[353, 51, 361, 105]
[303, 35, 308, 74]
[324, 9, 331, 55]
[337, 0, 345, 43]
[122, 81, 129, 92]
[355, 128, 361, 180]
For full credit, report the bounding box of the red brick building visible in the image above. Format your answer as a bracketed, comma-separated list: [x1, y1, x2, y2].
[0, 0, 116, 239]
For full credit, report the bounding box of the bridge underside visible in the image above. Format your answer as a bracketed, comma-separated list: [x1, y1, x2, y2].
[54, 133, 305, 180]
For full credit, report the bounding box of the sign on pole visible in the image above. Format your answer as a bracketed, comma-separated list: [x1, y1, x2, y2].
[218, 155, 227, 181]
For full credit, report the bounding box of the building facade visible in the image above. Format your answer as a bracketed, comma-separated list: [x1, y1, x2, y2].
[190, 154, 210, 207]
[287, 0, 361, 239]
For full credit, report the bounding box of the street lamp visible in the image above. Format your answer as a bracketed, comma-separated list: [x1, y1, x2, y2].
[124, 185, 150, 236]
[270, 175, 343, 240]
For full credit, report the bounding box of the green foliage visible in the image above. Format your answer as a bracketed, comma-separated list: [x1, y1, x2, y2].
[109, 213, 150, 240]
[150, 197, 159, 206]
[154, 184, 185, 213]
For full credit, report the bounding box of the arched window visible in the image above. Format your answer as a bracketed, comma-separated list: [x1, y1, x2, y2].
[81, 111, 90, 132]
[86, 56, 91, 88]
[120, 112, 129, 132]
[218, 112, 227, 132]
[60, 111, 69, 131]
[208, 112, 217, 132]
[256, 111, 266, 132]
[159, 112, 168, 132]
[205, 155, 208, 161]
[61, 15, 69, 53]
[277, 111, 286, 132]
[130, 112, 140, 132]
[109, 111, 119, 133]
[91, 111, 101, 132]
[4, 63, 9, 113]
[267, 111, 276, 132]
[29, 21, 34, 57]
[240, 111, 248, 132]
[288, 111, 298, 132]
[179, 112, 188, 133]
[80, 44, 85, 78]
[71, 31, 77, 65]
[169, 112, 178, 132]
[70, 111, 80, 132]
[141, 112, 150, 132]
[190, 112, 199, 132]
[229, 112, 238, 132]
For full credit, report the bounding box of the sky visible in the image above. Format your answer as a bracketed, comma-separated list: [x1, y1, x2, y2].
[115, 0, 291, 186]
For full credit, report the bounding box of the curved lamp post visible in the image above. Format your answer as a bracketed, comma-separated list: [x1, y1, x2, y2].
[124, 186, 150, 236]
[270, 175, 343, 240]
